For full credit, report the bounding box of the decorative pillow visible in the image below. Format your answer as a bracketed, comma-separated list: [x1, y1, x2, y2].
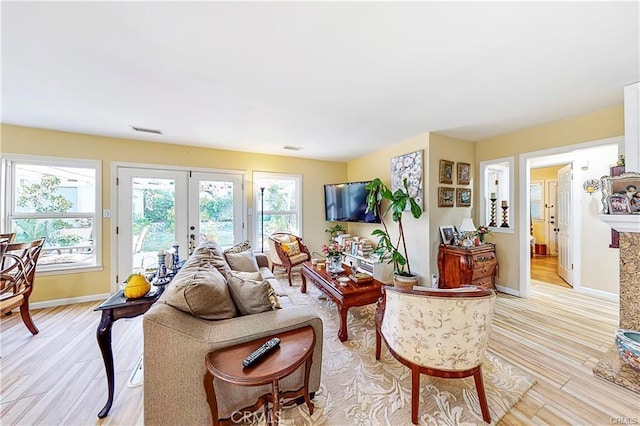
[229, 271, 281, 310]
[190, 241, 231, 276]
[226, 272, 276, 315]
[224, 240, 253, 255]
[281, 240, 300, 256]
[274, 234, 293, 243]
[224, 250, 259, 272]
[164, 265, 236, 320]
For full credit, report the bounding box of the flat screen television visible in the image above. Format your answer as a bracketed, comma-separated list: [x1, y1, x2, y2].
[324, 181, 380, 223]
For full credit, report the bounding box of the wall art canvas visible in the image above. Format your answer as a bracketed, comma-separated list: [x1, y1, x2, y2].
[457, 162, 471, 185]
[391, 150, 423, 209]
[456, 188, 472, 207]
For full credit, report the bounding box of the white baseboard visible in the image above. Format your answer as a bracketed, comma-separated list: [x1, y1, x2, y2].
[496, 285, 520, 297]
[31, 293, 111, 310]
[576, 287, 618, 302]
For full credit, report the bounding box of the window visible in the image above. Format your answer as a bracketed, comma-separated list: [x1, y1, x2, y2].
[253, 172, 302, 252]
[479, 157, 515, 233]
[1, 155, 101, 272]
[530, 181, 544, 221]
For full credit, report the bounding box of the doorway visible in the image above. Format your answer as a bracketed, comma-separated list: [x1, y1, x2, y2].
[519, 137, 621, 298]
[114, 165, 244, 286]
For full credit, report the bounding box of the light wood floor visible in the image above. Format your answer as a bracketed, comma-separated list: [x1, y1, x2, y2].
[531, 255, 571, 288]
[1, 282, 638, 425]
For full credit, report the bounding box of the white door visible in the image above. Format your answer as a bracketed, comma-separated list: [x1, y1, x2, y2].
[546, 180, 558, 255]
[116, 167, 244, 285]
[187, 171, 244, 254]
[557, 165, 572, 285]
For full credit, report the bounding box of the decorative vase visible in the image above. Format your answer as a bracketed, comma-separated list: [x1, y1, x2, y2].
[329, 255, 343, 273]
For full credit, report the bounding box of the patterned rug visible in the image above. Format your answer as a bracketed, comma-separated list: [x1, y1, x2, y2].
[266, 274, 535, 425]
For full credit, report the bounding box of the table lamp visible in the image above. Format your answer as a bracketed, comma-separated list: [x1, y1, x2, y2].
[459, 218, 476, 247]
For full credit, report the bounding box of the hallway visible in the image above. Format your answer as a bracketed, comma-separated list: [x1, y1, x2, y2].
[530, 255, 571, 288]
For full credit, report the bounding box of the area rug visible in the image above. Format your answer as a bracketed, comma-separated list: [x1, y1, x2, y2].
[263, 273, 536, 425]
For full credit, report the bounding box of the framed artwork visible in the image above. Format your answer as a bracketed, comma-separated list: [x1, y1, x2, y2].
[439, 160, 454, 184]
[607, 193, 631, 215]
[439, 225, 456, 245]
[456, 188, 471, 207]
[457, 162, 471, 185]
[601, 172, 640, 214]
[391, 150, 423, 209]
[438, 187, 454, 207]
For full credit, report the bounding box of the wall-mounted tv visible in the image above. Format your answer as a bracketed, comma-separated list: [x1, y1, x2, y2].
[324, 181, 380, 223]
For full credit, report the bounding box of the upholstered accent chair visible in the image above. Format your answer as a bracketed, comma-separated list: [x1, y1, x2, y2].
[267, 232, 310, 285]
[375, 286, 496, 424]
[0, 238, 46, 335]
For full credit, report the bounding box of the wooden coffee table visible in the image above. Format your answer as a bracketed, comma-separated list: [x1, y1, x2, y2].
[301, 261, 383, 342]
[204, 326, 315, 426]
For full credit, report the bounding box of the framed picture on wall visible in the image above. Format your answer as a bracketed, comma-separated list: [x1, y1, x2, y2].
[438, 187, 454, 207]
[439, 160, 454, 184]
[456, 188, 471, 207]
[457, 162, 471, 185]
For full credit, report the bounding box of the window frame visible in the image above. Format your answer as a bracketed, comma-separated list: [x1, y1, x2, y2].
[479, 156, 515, 233]
[253, 171, 303, 251]
[1, 154, 103, 274]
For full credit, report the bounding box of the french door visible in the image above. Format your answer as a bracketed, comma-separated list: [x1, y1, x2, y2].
[115, 166, 244, 285]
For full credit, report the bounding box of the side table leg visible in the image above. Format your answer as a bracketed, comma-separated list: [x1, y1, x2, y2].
[337, 305, 349, 342]
[303, 355, 315, 415]
[271, 378, 280, 426]
[96, 309, 115, 418]
[203, 371, 220, 425]
[300, 271, 307, 293]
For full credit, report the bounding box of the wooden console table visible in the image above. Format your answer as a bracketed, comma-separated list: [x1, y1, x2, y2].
[437, 244, 498, 290]
[300, 262, 383, 342]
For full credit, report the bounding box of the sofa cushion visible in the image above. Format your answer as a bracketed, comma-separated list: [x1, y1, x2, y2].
[224, 240, 252, 255]
[229, 271, 281, 310]
[224, 250, 259, 272]
[226, 271, 275, 315]
[164, 265, 237, 320]
[190, 241, 231, 276]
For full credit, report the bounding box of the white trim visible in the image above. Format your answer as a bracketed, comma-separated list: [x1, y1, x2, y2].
[30, 293, 111, 310]
[39, 265, 103, 276]
[576, 287, 618, 302]
[598, 214, 640, 233]
[495, 284, 519, 297]
[623, 82, 640, 171]
[519, 136, 623, 300]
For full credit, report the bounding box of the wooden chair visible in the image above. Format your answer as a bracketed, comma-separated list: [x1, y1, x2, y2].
[0, 238, 46, 335]
[267, 232, 310, 285]
[0, 232, 16, 243]
[375, 286, 496, 424]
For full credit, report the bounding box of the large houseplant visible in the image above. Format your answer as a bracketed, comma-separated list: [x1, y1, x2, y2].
[365, 177, 423, 287]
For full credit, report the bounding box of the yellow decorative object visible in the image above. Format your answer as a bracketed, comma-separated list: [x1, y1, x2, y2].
[281, 240, 300, 256]
[124, 273, 151, 299]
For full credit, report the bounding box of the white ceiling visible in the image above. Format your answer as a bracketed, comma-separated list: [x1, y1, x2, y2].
[2, 2, 639, 162]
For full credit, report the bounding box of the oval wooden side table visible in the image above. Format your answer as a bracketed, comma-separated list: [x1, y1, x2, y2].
[204, 326, 315, 425]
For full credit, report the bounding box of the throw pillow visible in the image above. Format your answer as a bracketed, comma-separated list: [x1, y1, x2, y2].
[224, 250, 259, 272]
[281, 240, 300, 256]
[226, 272, 274, 315]
[164, 265, 236, 320]
[229, 271, 281, 310]
[224, 240, 253, 255]
[190, 241, 231, 276]
[274, 234, 293, 243]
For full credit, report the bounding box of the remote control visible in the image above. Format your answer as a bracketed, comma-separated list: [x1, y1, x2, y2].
[242, 337, 281, 367]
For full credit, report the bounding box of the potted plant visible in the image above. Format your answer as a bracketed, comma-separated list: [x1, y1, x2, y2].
[365, 177, 423, 288]
[325, 223, 346, 241]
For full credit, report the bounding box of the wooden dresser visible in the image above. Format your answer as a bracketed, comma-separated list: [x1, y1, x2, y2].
[437, 244, 498, 290]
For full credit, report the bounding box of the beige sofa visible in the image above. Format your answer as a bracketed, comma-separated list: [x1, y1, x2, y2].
[143, 242, 323, 425]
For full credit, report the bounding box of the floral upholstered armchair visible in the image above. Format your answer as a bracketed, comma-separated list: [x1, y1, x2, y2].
[375, 286, 496, 424]
[267, 232, 310, 285]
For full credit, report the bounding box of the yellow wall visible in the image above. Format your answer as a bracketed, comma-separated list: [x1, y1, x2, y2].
[346, 132, 431, 282]
[476, 105, 624, 291]
[1, 124, 347, 303]
[530, 165, 563, 244]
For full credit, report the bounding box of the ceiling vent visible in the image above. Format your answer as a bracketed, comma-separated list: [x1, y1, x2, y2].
[283, 145, 303, 151]
[130, 125, 162, 135]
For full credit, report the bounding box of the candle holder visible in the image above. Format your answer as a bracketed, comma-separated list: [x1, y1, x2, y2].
[489, 197, 497, 227]
[155, 251, 169, 284]
[500, 205, 510, 228]
[172, 244, 180, 275]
